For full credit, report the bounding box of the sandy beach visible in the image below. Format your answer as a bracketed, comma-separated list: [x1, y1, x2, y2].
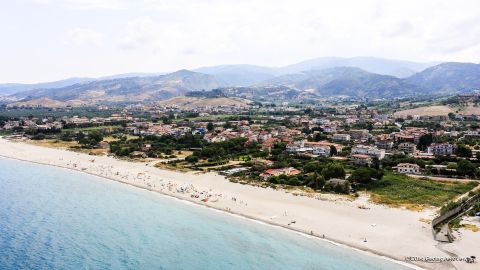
[0, 138, 478, 270]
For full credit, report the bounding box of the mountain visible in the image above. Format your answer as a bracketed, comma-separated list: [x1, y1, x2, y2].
[194, 64, 277, 86]
[278, 57, 436, 78]
[11, 70, 222, 104]
[261, 67, 419, 98]
[405, 62, 480, 94]
[4, 59, 480, 106]
[0, 77, 93, 96]
[194, 57, 436, 86]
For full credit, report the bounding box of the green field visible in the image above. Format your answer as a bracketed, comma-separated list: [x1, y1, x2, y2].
[366, 172, 478, 208]
[61, 125, 122, 133]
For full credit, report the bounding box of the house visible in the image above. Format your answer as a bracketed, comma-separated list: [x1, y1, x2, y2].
[304, 141, 343, 153]
[349, 129, 370, 141]
[427, 143, 456, 156]
[398, 142, 417, 154]
[394, 163, 420, 174]
[394, 127, 428, 144]
[332, 133, 351, 142]
[351, 145, 385, 159]
[96, 141, 110, 149]
[350, 154, 372, 165]
[261, 167, 301, 180]
[375, 134, 394, 150]
[261, 138, 280, 152]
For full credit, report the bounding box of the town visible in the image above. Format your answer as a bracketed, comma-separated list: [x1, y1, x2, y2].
[1, 94, 480, 202]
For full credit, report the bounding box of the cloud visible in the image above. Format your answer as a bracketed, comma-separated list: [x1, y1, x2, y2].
[427, 18, 480, 54]
[65, 28, 105, 47]
[119, 17, 158, 50]
[383, 21, 414, 38]
[5, 0, 480, 83]
[32, 0, 126, 9]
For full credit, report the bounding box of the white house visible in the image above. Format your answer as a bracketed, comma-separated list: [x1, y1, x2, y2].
[351, 145, 385, 160]
[394, 163, 420, 174]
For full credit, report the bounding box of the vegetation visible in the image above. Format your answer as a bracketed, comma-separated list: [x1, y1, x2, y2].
[365, 172, 478, 207]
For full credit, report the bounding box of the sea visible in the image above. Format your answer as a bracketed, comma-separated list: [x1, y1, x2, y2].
[0, 157, 412, 270]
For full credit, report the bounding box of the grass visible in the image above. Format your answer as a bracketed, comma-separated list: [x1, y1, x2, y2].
[365, 172, 478, 209]
[61, 125, 122, 133]
[26, 139, 109, 155]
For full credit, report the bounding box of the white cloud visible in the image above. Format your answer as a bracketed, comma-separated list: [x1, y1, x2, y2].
[119, 17, 158, 50]
[32, 0, 126, 9]
[65, 28, 105, 47]
[4, 0, 480, 83]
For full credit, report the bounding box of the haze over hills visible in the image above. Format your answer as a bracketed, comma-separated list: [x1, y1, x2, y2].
[0, 73, 167, 97]
[2, 57, 480, 106]
[195, 57, 437, 86]
[0, 77, 93, 96]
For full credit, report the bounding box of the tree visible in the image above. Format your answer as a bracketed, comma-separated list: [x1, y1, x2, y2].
[456, 144, 472, 158]
[457, 160, 476, 177]
[321, 163, 346, 180]
[307, 172, 325, 190]
[417, 134, 433, 151]
[329, 145, 337, 156]
[207, 122, 214, 132]
[349, 167, 383, 184]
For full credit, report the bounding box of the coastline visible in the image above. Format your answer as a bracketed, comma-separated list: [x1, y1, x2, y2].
[0, 138, 476, 270]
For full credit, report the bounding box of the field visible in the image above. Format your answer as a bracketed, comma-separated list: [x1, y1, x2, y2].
[393, 105, 453, 117]
[366, 172, 478, 209]
[157, 96, 251, 109]
[62, 125, 123, 134]
[394, 104, 480, 118]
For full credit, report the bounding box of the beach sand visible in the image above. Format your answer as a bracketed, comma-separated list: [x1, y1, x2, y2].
[1, 138, 478, 270]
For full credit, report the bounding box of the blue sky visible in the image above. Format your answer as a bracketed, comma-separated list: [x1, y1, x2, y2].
[1, 0, 480, 83]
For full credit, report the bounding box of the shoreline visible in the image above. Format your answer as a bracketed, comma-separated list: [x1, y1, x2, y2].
[1, 139, 477, 270]
[0, 153, 419, 269]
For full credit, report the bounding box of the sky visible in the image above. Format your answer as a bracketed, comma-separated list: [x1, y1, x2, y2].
[1, 0, 480, 83]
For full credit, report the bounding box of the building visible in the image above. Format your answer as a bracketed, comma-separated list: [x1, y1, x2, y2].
[350, 154, 372, 165]
[394, 163, 421, 174]
[394, 127, 428, 144]
[332, 133, 351, 142]
[304, 141, 343, 153]
[375, 134, 394, 150]
[96, 141, 110, 149]
[261, 167, 301, 180]
[398, 142, 416, 154]
[427, 143, 456, 156]
[349, 129, 370, 141]
[261, 138, 279, 152]
[351, 145, 385, 159]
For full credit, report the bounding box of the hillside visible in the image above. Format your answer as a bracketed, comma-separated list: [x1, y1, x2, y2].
[0, 77, 93, 96]
[3, 59, 480, 106]
[6, 97, 88, 108]
[278, 57, 435, 78]
[11, 70, 222, 103]
[156, 96, 251, 109]
[194, 65, 276, 86]
[194, 57, 436, 86]
[261, 67, 419, 98]
[405, 62, 480, 94]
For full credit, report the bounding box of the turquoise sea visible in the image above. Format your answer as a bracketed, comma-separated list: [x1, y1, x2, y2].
[0, 157, 411, 270]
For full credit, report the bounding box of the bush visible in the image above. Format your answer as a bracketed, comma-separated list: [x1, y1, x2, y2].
[349, 167, 384, 184]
